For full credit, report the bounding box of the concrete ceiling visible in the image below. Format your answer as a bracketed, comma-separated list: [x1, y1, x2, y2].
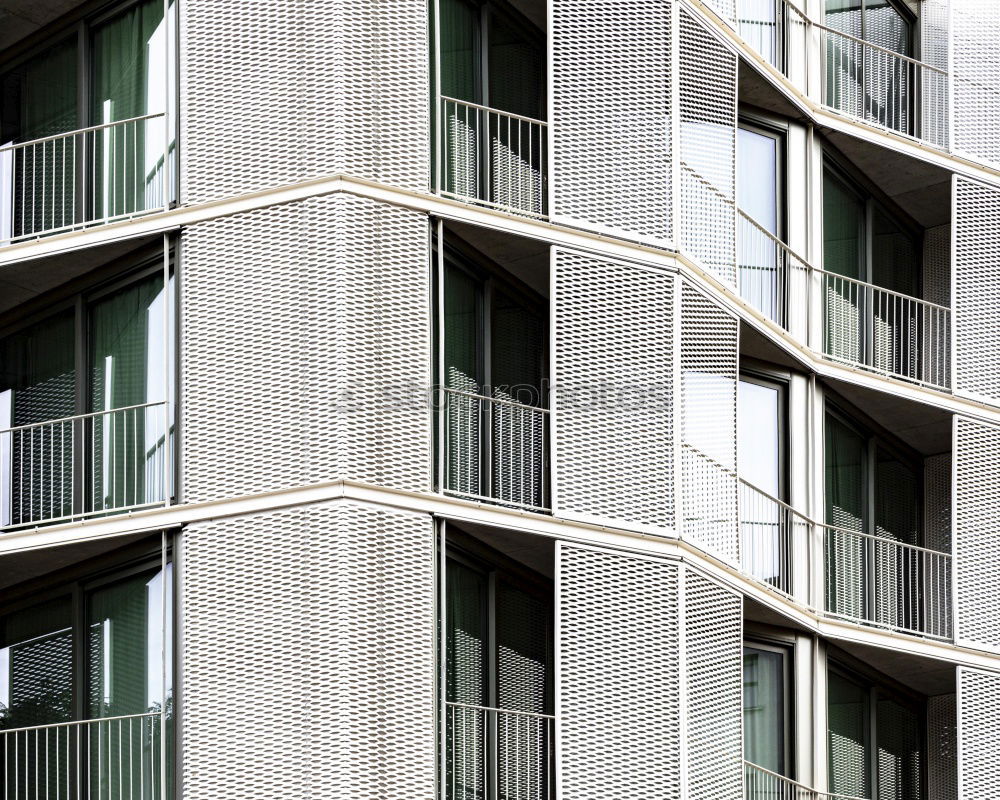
[445, 219, 550, 298]
[447, 518, 554, 579]
[507, 0, 545, 33]
[831, 638, 956, 697]
[0, 0, 81, 53]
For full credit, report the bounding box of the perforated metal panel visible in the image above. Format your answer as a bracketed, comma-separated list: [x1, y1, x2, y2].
[957, 667, 1000, 799]
[952, 0, 1000, 166]
[924, 453, 951, 555]
[927, 693, 957, 800]
[550, 0, 672, 242]
[679, 7, 737, 285]
[556, 543, 681, 799]
[180, 500, 436, 799]
[954, 416, 1000, 651]
[954, 176, 1000, 402]
[681, 280, 739, 563]
[685, 568, 743, 800]
[920, 0, 950, 150]
[922, 225, 951, 308]
[182, 0, 428, 204]
[551, 248, 674, 530]
[181, 194, 431, 502]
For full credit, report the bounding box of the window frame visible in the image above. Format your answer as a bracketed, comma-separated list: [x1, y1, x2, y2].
[738, 367, 789, 503]
[737, 115, 787, 243]
[743, 636, 794, 779]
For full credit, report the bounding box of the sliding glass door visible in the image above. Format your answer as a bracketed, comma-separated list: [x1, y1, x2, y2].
[743, 643, 789, 776]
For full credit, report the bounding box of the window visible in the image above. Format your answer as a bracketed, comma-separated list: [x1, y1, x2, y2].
[743, 641, 791, 777]
[828, 662, 924, 800]
[444, 547, 553, 800]
[0, 0, 176, 240]
[824, 0, 914, 133]
[0, 551, 173, 799]
[737, 0, 786, 71]
[0, 257, 174, 527]
[737, 121, 786, 323]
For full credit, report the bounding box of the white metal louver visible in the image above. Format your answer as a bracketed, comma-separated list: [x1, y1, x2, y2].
[179, 500, 436, 800]
[555, 543, 742, 800]
[550, 0, 673, 243]
[951, 0, 1000, 166]
[551, 248, 675, 531]
[953, 176, 1000, 403]
[953, 415, 1000, 651]
[957, 667, 1000, 799]
[181, 193, 431, 503]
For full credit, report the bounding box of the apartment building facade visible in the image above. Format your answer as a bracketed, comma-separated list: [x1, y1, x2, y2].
[1, 0, 1000, 797]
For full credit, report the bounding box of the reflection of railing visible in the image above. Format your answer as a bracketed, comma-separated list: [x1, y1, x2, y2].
[825, 524, 952, 640]
[738, 479, 810, 598]
[438, 96, 548, 217]
[0, 401, 171, 529]
[442, 388, 549, 512]
[737, 210, 810, 332]
[745, 760, 869, 800]
[820, 269, 951, 390]
[444, 702, 555, 800]
[0, 712, 166, 800]
[0, 113, 172, 245]
[821, 23, 947, 147]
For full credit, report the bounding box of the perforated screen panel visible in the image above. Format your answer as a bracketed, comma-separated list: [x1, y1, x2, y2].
[927, 693, 957, 800]
[550, 0, 672, 242]
[556, 543, 681, 799]
[180, 501, 435, 799]
[952, 1, 1000, 166]
[957, 667, 1000, 799]
[685, 568, 743, 800]
[954, 416, 1000, 651]
[954, 177, 1000, 402]
[679, 7, 737, 285]
[920, 0, 950, 150]
[181, 194, 431, 502]
[680, 280, 739, 563]
[551, 249, 674, 530]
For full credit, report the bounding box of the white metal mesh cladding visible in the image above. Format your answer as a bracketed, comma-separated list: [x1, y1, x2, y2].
[179, 501, 436, 799]
[182, 0, 428, 205]
[923, 224, 951, 308]
[679, 6, 737, 286]
[681, 280, 739, 563]
[954, 177, 1000, 402]
[550, 0, 672, 242]
[920, 0, 950, 150]
[927, 693, 957, 800]
[551, 248, 674, 530]
[685, 568, 743, 800]
[555, 543, 681, 800]
[952, 0, 1000, 166]
[954, 416, 1000, 650]
[181, 193, 430, 502]
[957, 667, 1000, 799]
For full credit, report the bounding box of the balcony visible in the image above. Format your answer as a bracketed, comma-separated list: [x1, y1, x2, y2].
[745, 760, 862, 800]
[0, 115, 173, 245]
[0, 713, 168, 800]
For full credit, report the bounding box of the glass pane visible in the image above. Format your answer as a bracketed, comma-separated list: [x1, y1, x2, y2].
[444, 261, 481, 393]
[825, 414, 867, 618]
[488, 11, 542, 120]
[90, 0, 169, 220]
[738, 380, 780, 496]
[825, 0, 863, 119]
[86, 566, 172, 800]
[828, 671, 871, 799]
[491, 290, 543, 403]
[88, 272, 173, 513]
[743, 646, 785, 775]
[0, 38, 78, 240]
[873, 451, 919, 630]
[0, 598, 74, 800]
[738, 129, 778, 233]
[871, 206, 917, 295]
[737, 0, 781, 68]
[440, 0, 479, 103]
[0, 310, 76, 526]
[876, 696, 922, 800]
[823, 171, 865, 364]
[875, 450, 917, 544]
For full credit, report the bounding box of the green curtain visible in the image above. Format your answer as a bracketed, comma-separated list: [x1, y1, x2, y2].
[89, 272, 169, 512]
[446, 559, 487, 705]
[871, 207, 918, 296]
[491, 289, 543, 403]
[823, 170, 864, 281]
[876, 697, 922, 800]
[444, 261, 481, 393]
[875, 451, 917, 545]
[495, 580, 549, 714]
[488, 11, 542, 119]
[90, 0, 166, 219]
[440, 0, 479, 103]
[825, 414, 867, 618]
[828, 671, 871, 799]
[743, 647, 785, 775]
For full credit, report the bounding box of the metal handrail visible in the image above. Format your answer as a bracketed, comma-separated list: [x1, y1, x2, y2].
[439, 95, 548, 127]
[744, 760, 870, 800]
[0, 112, 166, 153]
[815, 266, 951, 313]
[442, 386, 548, 413]
[816, 21, 946, 75]
[738, 209, 811, 267]
[0, 710, 160, 737]
[445, 701, 556, 721]
[0, 400, 166, 436]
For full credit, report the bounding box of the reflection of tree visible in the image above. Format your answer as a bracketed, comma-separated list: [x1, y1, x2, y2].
[0, 683, 74, 730]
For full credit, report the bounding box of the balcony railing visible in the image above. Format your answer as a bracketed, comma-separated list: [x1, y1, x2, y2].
[441, 387, 549, 513]
[0, 401, 172, 530]
[825, 524, 952, 639]
[737, 210, 811, 334]
[443, 702, 555, 800]
[739, 479, 811, 598]
[0, 712, 167, 800]
[745, 761, 868, 800]
[438, 96, 548, 217]
[0, 113, 172, 245]
[821, 269, 951, 390]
